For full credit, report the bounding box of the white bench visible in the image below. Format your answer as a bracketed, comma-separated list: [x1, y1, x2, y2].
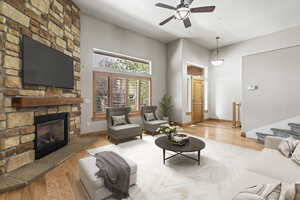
[79, 155, 137, 200]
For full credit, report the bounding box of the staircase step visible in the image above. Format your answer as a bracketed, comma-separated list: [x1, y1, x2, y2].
[271, 128, 300, 139]
[288, 123, 300, 133]
[256, 132, 275, 143]
[288, 123, 300, 127]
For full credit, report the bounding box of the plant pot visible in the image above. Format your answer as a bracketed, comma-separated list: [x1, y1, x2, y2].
[167, 132, 175, 141]
[163, 117, 169, 121]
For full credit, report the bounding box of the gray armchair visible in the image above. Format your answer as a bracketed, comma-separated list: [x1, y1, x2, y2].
[106, 107, 142, 144]
[140, 106, 168, 136]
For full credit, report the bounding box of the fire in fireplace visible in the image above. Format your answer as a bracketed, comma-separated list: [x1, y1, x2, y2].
[35, 113, 69, 159]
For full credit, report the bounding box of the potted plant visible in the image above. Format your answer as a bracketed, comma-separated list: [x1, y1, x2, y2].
[156, 125, 187, 143]
[156, 125, 177, 140]
[159, 94, 173, 121]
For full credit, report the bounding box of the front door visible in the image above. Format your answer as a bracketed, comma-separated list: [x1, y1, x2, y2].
[192, 79, 204, 123]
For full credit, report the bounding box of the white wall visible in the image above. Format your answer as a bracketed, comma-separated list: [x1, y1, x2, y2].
[243, 45, 300, 138]
[80, 14, 168, 134]
[167, 39, 210, 123]
[209, 26, 300, 122]
[181, 40, 210, 123]
[166, 39, 183, 122]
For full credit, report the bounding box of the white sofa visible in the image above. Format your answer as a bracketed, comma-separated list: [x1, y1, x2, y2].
[223, 136, 300, 199]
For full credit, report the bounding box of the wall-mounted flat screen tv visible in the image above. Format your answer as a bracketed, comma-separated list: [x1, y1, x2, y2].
[22, 36, 74, 89]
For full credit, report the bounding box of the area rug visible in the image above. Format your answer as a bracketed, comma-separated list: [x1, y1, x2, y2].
[87, 135, 260, 200]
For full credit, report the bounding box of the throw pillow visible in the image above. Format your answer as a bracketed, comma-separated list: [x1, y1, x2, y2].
[112, 115, 126, 126]
[278, 137, 299, 158]
[144, 113, 155, 121]
[232, 184, 280, 200]
[291, 143, 300, 165]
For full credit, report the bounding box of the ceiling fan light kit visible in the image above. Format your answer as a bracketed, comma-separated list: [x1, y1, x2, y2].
[175, 7, 190, 20]
[155, 0, 215, 28]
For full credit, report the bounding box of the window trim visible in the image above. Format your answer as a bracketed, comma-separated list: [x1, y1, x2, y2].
[92, 71, 152, 121]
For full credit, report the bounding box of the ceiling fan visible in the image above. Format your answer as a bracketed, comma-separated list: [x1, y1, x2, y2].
[155, 0, 215, 28]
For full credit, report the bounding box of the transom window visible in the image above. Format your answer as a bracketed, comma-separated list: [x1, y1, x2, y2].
[93, 49, 151, 75]
[93, 51, 151, 120]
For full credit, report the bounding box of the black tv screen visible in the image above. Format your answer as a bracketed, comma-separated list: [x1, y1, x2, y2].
[22, 36, 74, 89]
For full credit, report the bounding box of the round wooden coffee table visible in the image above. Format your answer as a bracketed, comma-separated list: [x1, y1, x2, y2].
[155, 136, 206, 165]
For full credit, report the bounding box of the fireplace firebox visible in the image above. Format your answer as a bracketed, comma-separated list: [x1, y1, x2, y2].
[34, 113, 69, 159]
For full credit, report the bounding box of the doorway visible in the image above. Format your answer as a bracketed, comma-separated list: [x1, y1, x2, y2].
[192, 78, 204, 123]
[187, 65, 205, 123]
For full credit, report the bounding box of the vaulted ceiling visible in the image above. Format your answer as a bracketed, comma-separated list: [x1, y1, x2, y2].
[73, 0, 300, 49]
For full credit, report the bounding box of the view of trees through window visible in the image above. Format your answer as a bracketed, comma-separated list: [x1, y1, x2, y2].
[94, 52, 151, 74]
[93, 52, 151, 119]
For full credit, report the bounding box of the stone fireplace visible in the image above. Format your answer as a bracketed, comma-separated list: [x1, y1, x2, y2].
[0, 0, 81, 174]
[35, 113, 69, 159]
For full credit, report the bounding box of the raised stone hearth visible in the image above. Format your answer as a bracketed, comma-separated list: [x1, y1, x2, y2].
[0, 0, 81, 175]
[0, 136, 97, 193]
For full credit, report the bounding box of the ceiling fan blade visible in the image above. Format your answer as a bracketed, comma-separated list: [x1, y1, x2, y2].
[183, 17, 192, 28]
[155, 3, 176, 10]
[191, 6, 216, 13]
[184, 0, 194, 5]
[159, 15, 175, 26]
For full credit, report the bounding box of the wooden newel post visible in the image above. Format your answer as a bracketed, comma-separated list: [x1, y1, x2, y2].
[232, 102, 241, 128]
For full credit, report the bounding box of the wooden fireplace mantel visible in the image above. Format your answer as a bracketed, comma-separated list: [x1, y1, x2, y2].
[12, 97, 83, 108]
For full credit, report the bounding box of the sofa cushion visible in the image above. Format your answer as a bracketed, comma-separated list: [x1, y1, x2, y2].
[110, 124, 140, 131]
[247, 148, 300, 183]
[295, 183, 300, 200]
[221, 170, 279, 200]
[292, 143, 300, 165]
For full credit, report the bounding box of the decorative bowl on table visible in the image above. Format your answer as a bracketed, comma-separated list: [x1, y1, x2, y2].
[171, 133, 189, 146]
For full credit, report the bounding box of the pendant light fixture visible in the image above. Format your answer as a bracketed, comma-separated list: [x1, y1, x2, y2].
[211, 37, 224, 66]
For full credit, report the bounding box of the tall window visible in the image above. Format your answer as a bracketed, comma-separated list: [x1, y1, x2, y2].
[93, 51, 151, 120]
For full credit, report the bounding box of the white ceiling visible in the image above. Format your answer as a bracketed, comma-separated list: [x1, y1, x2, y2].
[73, 0, 300, 49]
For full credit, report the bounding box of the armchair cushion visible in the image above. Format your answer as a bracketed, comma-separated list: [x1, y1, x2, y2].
[110, 124, 140, 131]
[146, 120, 168, 125]
[112, 115, 127, 126]
[144, 113, 155, 121]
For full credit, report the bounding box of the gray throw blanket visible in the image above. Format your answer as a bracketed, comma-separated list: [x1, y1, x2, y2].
[94, 151, 131, 199]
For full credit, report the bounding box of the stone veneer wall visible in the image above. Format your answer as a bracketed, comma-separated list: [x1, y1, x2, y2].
[0, 0, 81, 174]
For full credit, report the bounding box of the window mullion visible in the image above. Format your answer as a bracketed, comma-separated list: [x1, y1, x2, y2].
[126, 78, 129, 106]
[108, 75, 111, 108]
[137, 80, 140, 111]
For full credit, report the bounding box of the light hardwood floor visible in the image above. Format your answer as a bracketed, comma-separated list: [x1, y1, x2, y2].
[0, 120, 263, 200]
[184, 120, 263, 151]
